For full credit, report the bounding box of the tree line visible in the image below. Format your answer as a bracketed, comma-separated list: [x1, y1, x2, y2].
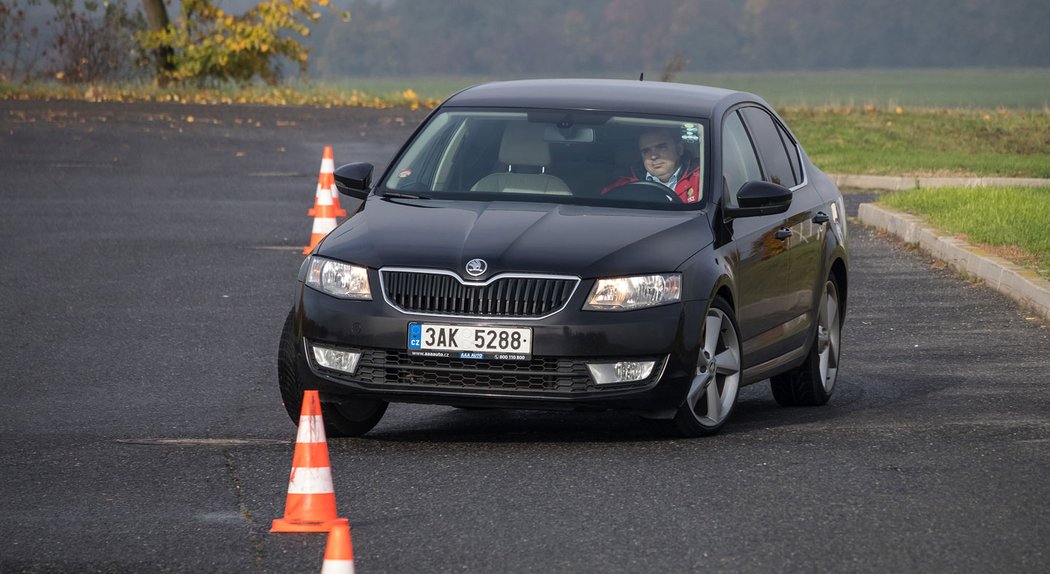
[310, 0, 1050, 78]
[2, 0, 1047, 86]
[1, 0, 342, 84]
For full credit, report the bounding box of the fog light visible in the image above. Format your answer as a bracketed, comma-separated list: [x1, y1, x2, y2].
[587, 361, 656, 385]
[311, 344, 361, 374]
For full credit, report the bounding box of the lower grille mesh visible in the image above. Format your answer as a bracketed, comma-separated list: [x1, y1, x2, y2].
[315, 347, 662, 394]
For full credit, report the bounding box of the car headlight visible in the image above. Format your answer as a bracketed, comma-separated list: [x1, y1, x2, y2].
[305, 257, 372, 300]
[583, 274, 681, 311]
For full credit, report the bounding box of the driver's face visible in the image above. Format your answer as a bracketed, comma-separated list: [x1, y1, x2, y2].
[639, 131, 682, 183]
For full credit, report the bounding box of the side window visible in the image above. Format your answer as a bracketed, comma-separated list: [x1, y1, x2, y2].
[740, 107, 798, 188]
[776, 123, 804, 185]
[721, 111, 762, 202]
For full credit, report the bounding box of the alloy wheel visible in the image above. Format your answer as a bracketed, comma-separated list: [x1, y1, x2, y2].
[817, 280, 841, 393]
[685, 307, 742, 428]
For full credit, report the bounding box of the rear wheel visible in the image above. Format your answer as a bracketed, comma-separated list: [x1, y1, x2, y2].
[276, 309, 387, 437]
[770, 276, 842, 406]
[671, 296, 742, 437]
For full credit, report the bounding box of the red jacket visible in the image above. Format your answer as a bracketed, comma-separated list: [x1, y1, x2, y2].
[601, 158, 702, 203]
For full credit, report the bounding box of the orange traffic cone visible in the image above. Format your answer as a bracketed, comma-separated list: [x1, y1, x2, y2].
[304, 160, 341, 255]
[328, 174, 348, 218]
[309, 146, 347, 218]
[272, 390, 348, 532]
[320, 522, 356, 574]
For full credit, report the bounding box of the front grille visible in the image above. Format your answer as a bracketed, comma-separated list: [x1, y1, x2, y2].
[316, 347, 663, 395]
[380, 269, 578, 318]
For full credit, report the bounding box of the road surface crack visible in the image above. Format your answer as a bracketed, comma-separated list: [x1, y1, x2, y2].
[224, 451, 265, 568]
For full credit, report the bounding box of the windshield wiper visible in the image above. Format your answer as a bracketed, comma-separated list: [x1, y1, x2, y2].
[381, 191, 431, 200]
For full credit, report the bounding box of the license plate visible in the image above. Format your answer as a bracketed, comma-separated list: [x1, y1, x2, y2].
[407, 323, 532, 361]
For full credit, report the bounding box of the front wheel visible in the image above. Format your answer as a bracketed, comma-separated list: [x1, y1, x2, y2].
[671, 296, 742, 437]
[276, 309, 387, 437]
[770, 276, 842, 406]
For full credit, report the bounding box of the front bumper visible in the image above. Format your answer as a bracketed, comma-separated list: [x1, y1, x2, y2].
[294, 284, 705, 417]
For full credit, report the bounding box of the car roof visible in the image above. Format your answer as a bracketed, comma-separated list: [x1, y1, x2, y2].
[442, 79, 754, 118]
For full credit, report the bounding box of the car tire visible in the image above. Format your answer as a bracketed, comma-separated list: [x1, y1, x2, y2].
[277, 309, 388, 437]
[770, 276, 842, 406]
[671, 296, 743, 437]
[323, 398, 388, 438]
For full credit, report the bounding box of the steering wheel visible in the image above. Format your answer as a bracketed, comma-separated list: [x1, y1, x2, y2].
[603, 180, 682, 203]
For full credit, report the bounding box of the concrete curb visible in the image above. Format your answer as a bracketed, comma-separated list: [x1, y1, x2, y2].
[857, 203, 1050, 321]
[830, 174, 1050, 191]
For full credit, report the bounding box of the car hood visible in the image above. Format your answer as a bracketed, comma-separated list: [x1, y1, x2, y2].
[319, 198, 712, 279]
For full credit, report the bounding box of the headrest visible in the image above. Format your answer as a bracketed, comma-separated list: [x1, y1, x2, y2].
[498, 122, 551, 167]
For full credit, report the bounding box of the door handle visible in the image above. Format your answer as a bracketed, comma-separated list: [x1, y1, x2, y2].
[775, 228, 792, 241]
[812, 211, 830, 224]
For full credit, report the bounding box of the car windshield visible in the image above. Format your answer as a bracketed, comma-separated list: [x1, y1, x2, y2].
[382, 109, 707, 209]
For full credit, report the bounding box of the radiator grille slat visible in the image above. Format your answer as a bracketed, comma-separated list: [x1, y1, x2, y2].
[382, 270, 578, 318]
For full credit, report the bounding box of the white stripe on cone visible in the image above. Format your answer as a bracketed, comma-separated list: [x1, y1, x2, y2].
[321, 558, 355, 574]
[287, 466, 335, 494]
[316, 183, 334, 205]
[312, 217, 338, 234]
[296, 415, 327, 443]
[321, 157, 335, 173]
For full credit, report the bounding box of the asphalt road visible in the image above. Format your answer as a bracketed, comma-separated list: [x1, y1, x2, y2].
[1, 100, 1048, 573]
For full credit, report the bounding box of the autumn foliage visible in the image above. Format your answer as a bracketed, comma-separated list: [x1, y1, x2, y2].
[140, 0, 348, 85]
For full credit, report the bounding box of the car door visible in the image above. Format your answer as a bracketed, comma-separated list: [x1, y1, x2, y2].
[720, 109, 795, 368]
[740, 106, 825, 352]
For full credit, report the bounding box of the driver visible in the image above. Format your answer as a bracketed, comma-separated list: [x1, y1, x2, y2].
[601, 127, 701, 203]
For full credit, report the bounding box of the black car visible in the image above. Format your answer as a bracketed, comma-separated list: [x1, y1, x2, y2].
[278, 79, 848, 437]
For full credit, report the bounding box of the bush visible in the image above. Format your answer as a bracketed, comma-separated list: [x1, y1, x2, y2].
[51, 0, 147, 83]
[139, 0, 348, 86]
[0, 0, 45, 82]
[0, 0, 146, 84]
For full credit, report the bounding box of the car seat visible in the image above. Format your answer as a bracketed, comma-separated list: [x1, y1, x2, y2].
[470, 123, 571, 195]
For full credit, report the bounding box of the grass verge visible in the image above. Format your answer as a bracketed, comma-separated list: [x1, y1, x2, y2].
[0, 81, 443, 109]
[879, 186, 1050, 279]
[679, 68, 1050, 110]
[780, 107, 1050, 178]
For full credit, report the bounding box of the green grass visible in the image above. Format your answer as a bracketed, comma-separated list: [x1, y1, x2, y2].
[314, 69, 1050, 110]
[678, 68, 1050, 110]
[316, 69, 1050, 110]
[880, 187, 1050, 279]
[780, 107, 1050, 178]
[7, 68, 1049, 109]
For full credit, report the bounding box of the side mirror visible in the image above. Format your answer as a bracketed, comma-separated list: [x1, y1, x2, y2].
[723, 180, 792, 219]
[333, 162, 374, 200]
